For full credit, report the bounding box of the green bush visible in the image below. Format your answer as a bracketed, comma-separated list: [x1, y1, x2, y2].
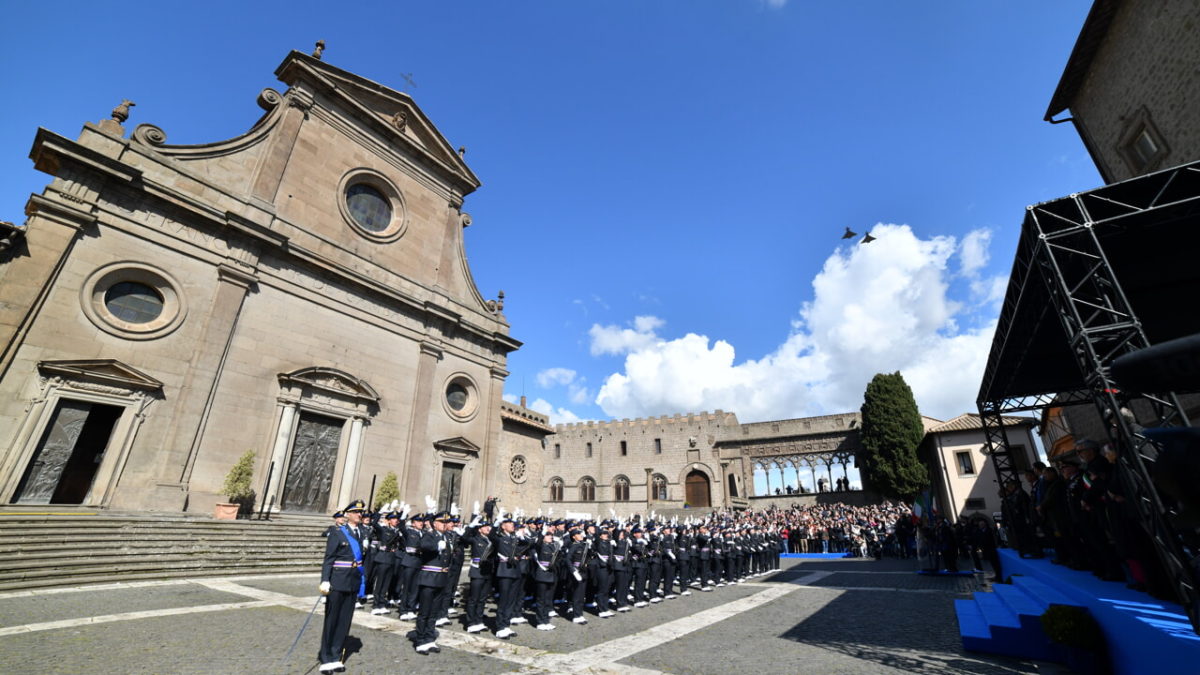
[1040, 605, 1105, 652]
[222, 450, 256, 502]
[375, 471, 399, 510]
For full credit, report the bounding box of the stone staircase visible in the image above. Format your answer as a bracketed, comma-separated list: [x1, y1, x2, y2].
[0, 510, 328, 592]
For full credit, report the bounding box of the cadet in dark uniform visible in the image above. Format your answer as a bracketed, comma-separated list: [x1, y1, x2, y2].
[370, 511, 401, 614]
[318, 499, 368, 673]
[413, 512, 455, 654]
[531, 529, 561, 630]
[566, 528, 590, 622]
[462, 513, 494, 633]
[397, 512, 424, 620]
[491, 517, 530, 638]
[591, 528, 615, 617]
[612, 528, 633, 612]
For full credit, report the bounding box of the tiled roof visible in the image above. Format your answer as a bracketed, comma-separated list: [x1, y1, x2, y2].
[928, 413, 1036, 434]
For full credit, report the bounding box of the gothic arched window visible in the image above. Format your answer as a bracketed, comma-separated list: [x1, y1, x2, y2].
[580, 476, 596, 501]
[549, 477, 564, 502]
[651, 474, 668, 501]
[614, 476, 630, 501]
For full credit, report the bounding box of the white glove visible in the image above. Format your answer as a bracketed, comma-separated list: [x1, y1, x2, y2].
[538, 508, 543, 517]
[319, 581, 331, 595]
[438, 539, 447, 551]
[473, 500, 480, 515]
[469, 514, 482, 528]
[609, 508, 617, 518]
[400, 503, 411, 519]
[450, 502, 460, 517]
[573, 570, 583, 582]
[454, 526, 465, 536]
[424, 495, 436, 511]
[548, 508, 554, 516]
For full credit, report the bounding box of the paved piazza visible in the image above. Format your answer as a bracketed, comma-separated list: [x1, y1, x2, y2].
[0, 558, 1066, 674]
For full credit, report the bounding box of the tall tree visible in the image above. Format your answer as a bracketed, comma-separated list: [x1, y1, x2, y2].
[859, 372, 929, 501]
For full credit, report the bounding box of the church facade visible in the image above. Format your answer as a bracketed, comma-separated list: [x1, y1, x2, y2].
[0, 49, 522, 515]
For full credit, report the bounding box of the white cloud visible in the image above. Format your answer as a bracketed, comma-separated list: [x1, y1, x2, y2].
[528, 397, 582, 425]
[594, 223, 999, 422]
[959, 228, 991, 277]
[502, 393, 518, 404]
[536, 367, 577, 388]
[588, 315, 666, 356]
[764, 0, 788, 8]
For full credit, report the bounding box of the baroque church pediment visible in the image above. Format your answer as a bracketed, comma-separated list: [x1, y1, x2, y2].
[278, 366, 381, 403]
[38, 359, 164, 391]
[434, 436, 481, 460]
[275, 51, 480, 193]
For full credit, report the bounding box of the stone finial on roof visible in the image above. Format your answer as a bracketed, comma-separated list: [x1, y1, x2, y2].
[111, 100, 135, 124]
[312, 40, 326, 60]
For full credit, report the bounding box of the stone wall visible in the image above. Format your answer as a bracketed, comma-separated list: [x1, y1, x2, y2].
[1070, 0, 1200, 181]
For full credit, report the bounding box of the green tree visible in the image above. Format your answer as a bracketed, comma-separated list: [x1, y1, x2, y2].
[858, 372, 929, 501]
[374, 471, 399, 510]
[221, 450, 256, 502]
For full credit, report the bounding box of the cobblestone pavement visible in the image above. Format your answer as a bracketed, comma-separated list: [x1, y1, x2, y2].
[0, 558, 1067, 674]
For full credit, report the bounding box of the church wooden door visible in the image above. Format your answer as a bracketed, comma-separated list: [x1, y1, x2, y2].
[685, 470, 710, 507]
[281, 412, 342, 513]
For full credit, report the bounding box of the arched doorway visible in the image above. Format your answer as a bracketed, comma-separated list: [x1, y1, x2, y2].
[685, 470, 710, 507]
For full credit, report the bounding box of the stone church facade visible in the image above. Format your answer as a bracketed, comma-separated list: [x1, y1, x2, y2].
[0, 49, 524, 515]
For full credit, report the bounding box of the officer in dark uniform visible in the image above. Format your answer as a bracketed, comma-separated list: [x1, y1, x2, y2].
[566, 528, 590, 622]
[531, 529, 561, 630]
[461, 512, 494, 633]
[412, 512, 455, 654]
[591, 527, 615, 617]
[397, 512, 424, 620]
[630, 527, 649, 606]
[318, 499, 368, 673]
[612, 528, 632, 612]
[370, 511, 401, 614]
[491, 517, 530, 638]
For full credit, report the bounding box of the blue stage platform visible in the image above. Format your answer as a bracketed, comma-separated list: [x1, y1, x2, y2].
[780, 552, 854, 559]
[957, 549, 1200, 674]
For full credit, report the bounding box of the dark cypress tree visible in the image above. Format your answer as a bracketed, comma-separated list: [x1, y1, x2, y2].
[859, 372, 929, 501]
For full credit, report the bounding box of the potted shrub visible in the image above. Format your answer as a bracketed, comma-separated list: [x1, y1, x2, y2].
[215, 450, 256, 520]
[1040, 604, 1110, 674]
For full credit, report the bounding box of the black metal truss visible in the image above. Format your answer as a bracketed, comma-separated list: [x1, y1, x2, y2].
[978, 164, 1200, 632]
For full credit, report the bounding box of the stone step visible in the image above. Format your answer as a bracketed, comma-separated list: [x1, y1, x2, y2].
[0, 562, 320, 592]
[0, 557, 320, 582]
[0, 532, 327, 547]
[2, 542, 325, 561]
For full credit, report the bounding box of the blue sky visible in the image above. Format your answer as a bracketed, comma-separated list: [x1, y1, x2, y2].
[0, 2, 1100, 435]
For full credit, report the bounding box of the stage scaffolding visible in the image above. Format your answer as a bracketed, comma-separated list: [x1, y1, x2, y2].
[976, 160, 1200, 632]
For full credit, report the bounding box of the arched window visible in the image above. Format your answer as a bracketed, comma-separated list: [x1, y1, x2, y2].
[614, 476, 630, 501]
[549, 477, 564, 502]
[580, 476, 596, 501]
[651, 474, 668, 501]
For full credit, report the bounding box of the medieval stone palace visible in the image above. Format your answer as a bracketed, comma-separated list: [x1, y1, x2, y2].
[0, 48, 1035, 519]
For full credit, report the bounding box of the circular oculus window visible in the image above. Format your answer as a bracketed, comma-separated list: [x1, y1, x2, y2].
[442, 374, 479, 421]
[337, 169, 407, 243]
[510, 455, 528, 483]
[81, 262, 187, 340]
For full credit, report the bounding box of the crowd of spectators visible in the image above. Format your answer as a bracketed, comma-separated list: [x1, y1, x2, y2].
[735, 502, 917, 559]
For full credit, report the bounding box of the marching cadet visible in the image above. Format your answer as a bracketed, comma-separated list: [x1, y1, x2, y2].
[370, 511, 401, 614]
[612, 528, 633, 612]
[565, 528, 590, 623]
[677, 525, 695, 595]
[412, 512, 455, 655]
[531, 528, 561, 630]
[591, 527, 615, 617]
[461, 511, 494, 633]
[317, 499, 368, 673]
[434, 507, 465, 627]
[396, 510, 424, 621]
[630, 527, 649, 607]
[660, 524, 679, 599]
[491, 516, 530, 638]
[645, 526, 664, 603]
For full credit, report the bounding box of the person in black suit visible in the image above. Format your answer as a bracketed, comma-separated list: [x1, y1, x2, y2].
[318, 499, 367, 673]
[370, 511, 401, 614]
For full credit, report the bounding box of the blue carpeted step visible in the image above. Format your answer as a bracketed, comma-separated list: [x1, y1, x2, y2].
[992, 582, 1047, 630]
[955, 598, 993, 653]
[1011, 575, 1080, 608]
[973, 591, 1022, 629]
